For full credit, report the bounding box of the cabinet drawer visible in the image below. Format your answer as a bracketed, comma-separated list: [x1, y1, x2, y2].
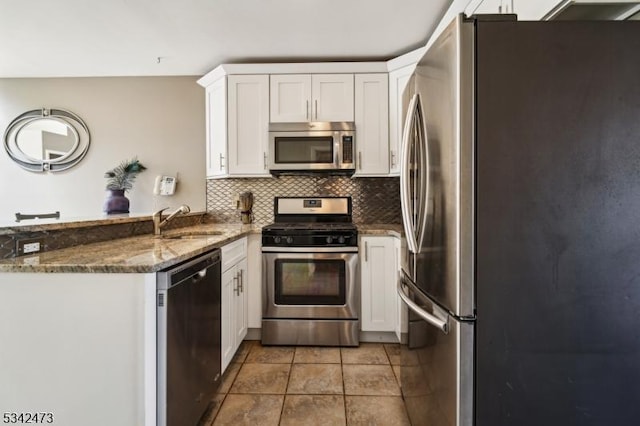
[221, 237, 247, 271]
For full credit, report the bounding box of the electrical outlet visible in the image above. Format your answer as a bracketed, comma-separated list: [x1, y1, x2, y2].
[23, 256, 40, 266]
[24, 242, 40, 253]
[16, 238, 44, 255]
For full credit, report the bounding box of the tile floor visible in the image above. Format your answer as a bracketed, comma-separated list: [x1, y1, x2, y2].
[199, 341, 411, 426]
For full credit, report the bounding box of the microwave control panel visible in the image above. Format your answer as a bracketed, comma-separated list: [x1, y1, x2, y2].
[342, 136, 354, 163]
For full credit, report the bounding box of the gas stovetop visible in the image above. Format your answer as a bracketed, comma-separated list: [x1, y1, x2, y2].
[262, 222, 357, 232]
[261, 224, 358, 248]
[262, 196, 358, 248]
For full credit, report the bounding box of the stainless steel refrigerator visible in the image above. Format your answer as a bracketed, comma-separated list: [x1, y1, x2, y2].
[398, 14, 640, 426]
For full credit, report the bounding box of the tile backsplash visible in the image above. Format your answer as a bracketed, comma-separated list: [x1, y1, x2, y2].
[206, 176, 402, 225]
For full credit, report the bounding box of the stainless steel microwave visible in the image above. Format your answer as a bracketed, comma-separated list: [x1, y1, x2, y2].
[268, 122, 355, 175]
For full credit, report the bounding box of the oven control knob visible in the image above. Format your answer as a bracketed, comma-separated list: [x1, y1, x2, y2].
[338, 236, 346, 244]
[326, 236, 333, 244]
[286, 236, 294, 245]
[274, 236, 282, 244]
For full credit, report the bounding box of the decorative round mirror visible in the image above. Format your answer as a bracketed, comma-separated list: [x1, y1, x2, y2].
[3, 108, 90, 172]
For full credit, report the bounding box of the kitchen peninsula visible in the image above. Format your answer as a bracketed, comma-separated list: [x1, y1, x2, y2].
[0, 218, 256, 426]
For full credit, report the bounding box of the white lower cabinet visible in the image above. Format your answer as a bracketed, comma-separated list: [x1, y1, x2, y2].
[360, 236, 399, 333]
[246, 233, 263, 330]
[221, 237, 248, 373]
[394, 236, 407, 342]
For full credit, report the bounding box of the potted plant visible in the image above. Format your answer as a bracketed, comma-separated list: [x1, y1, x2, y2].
[103, 157, 147, 214]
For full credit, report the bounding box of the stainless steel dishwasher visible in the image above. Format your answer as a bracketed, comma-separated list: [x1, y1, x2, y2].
[157, 249, 221, 426]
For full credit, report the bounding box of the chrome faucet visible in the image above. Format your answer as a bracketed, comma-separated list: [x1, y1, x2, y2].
[153, 205, 191, 237]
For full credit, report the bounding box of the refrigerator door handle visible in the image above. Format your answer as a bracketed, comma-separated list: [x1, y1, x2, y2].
[400, 93, 420, 254]
[397, 279, 449, 334]
[414, 95, 429, 253]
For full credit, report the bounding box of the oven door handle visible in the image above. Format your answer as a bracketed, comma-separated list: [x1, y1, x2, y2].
[397, 278, 449, 334]
[262, 246, 358, 253]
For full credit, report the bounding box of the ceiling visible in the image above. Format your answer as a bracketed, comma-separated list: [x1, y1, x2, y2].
[0, 0, 453, 78]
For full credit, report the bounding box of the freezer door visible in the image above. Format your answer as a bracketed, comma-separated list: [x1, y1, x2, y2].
[398, 273, 473, 426]
[405, 15, 474, 318]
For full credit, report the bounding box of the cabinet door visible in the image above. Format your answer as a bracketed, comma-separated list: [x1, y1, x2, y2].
[221, 266, 237, 373]
[227, 75, 270, 176]
[360, 236, 398, 332]
[512, 0, 562, 20]
[246, 234, 263, 329]
[234, 258, 249, 351]
[354, 73, 389, 176]
[465, 0, 504, 15]
[389, 65, 414, 176]
[205, 77, 227, 178]
[270, 74, 312, 122]
[394, 237, 406, 342]
[312, 74, 354, 122]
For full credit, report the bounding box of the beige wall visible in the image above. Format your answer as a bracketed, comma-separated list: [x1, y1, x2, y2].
[0, 77, 205, 223]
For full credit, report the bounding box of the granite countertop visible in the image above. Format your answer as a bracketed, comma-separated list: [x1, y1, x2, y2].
[356, 223, 403, 238]
[0, 223, 259, 273]
[0, 212, 171, 234]
[0, 222, 402, 274]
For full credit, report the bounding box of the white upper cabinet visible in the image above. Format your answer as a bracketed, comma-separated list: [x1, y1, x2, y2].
[465, 0, 504, 15]
[227, 75, 270, 176]
[466, 0, 567, 19]
[388, 65, 414, 176]
[353, 73, 389, 176]
[312, 74, 355, 122]
[269, 74, 312, 122]
[205, 77, 227, 178]
[205, 75, 270, 178]
[270, 74, 354, 122]
[511, 0, 569, 20]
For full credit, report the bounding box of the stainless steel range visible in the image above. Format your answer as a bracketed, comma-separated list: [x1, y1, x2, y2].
[261, 196, 359, 346]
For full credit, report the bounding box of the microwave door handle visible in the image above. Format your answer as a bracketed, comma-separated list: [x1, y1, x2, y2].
[397, 278, 449, 334]
[401, 94, 420, 254]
